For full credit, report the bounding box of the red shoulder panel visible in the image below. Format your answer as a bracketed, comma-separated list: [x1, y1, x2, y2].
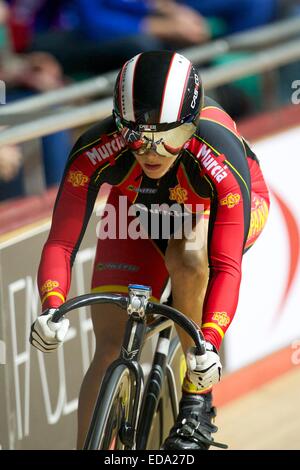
[201, 106, 240, 138]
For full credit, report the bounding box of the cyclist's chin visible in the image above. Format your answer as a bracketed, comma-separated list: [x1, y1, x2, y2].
[142, 165, 170, 179]
[136, 156, 177, 179]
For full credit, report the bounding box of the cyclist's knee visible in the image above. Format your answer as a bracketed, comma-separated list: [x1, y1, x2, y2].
[165, 238, 208, 282]
[91, 303, 127, 358]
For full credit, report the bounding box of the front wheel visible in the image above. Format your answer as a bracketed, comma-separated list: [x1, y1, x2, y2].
[84, 364, 135, 450]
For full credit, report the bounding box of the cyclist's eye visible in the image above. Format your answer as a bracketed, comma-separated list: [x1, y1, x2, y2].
[121, 127, 142, 143]
[130, 140, 146, 151]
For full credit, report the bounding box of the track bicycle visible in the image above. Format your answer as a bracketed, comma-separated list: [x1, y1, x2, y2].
[51, 284, 208, 450]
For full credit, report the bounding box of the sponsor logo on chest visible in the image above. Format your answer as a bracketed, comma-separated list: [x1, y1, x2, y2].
[196, 144, 228, 183]
[85, 134, 126, 165]
[68, 170, 89, 187]
[96, 262, 139, 272]
[127, 185, 157, 194]
[169, 184, 188, 204]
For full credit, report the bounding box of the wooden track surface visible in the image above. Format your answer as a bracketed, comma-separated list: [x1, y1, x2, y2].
[214, 368, 300, 450]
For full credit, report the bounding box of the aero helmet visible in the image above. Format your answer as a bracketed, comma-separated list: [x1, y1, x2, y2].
[113, 50, 203, 131]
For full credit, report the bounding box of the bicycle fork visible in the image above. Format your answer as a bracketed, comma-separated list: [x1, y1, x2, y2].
[118, 284, 152, 449]
[136, 326, 172, 449]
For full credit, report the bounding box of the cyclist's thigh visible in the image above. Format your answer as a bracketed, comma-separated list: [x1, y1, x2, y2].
[90, 303, 128, 358]
[165, 212, 209, 270]
[91, 188, 169, 347]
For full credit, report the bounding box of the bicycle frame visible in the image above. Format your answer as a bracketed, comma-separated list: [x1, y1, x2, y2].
[84, 286, 176, 449]
[51, 284, 206, 450]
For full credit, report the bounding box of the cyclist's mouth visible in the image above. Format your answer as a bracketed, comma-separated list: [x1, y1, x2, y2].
[144, 163, 162, 171]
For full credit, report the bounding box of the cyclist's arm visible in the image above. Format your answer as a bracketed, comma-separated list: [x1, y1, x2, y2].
[37, 153, 99, 310]
[37, 119, 130, 310]
[191, 109, 251, 350]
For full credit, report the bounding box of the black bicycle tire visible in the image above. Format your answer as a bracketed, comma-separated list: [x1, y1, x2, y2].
[136, 335, 182, 449]
[84, 364, 134, 450]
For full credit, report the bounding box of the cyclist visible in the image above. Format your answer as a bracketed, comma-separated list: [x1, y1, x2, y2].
[30, 51, 270, 450]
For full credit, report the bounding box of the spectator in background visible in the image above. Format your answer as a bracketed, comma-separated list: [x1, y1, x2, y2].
[0, 0, 71, 201]
[0, 143, 22, 181]
[0, 1, 24, 200]
[277, 0, 300, 18]
[7, 0, 72, 53]
[275, 0, 300, 104]
[182, 0, 277, 34]
[25, 0, 278, 77]
[27, 0, 212, 76]
[0, 0, 282, 202]
[71, 0, 211, 46]
[70, 0, 277, 42]
[1, 1, 64, 92]
[184, 0, 277, 119]
[0, 127, 23, 201]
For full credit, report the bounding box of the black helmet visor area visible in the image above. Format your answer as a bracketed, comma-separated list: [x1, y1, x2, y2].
[116, 119, 197, 158]
[113, 110, 199, 133]
[113, 51, 203, 130]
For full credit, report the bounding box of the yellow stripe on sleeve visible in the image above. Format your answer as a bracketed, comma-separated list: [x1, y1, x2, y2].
[41, 291, 65, 306]
[202, 322, 225, 338]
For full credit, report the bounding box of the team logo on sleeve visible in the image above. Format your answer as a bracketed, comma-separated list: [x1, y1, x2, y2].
[196, 144, 228, 183]
[68, 170, 89, 188]
[212, 312, 230, 327]
[220, 193, 241, 209]
[169, 184, 188, 204]
[41, 280, 59, 294]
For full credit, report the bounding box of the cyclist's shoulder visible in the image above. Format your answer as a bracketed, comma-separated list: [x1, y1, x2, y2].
[191, 96, 246, 156]
[198, 96, 240, 138]
[74, 115, 115, 146]
[69, 115, 127, 164]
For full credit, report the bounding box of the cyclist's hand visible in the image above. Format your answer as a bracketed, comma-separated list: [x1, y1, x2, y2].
[30, 309, 69, 353]
[186, 342, 222, 390]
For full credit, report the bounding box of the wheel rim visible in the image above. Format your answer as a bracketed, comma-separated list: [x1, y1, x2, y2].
[101, 369, 131, 449]
[104, 399, 125, 449]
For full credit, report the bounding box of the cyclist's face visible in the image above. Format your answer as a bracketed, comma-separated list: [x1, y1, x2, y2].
[134, 150, 177, 179]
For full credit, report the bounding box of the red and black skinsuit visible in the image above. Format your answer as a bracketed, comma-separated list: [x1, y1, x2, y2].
[38, 97, 270, 351]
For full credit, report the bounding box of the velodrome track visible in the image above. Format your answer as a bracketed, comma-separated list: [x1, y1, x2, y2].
[213, 347, 300, 450]
[216, 367, 300, 450]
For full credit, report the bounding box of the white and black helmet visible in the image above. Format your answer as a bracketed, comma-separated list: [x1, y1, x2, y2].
[113, 50, 203, 132]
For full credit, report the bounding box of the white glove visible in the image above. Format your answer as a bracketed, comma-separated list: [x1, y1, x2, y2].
[30, 309, 69, 353]
[186, 342, 222, 390]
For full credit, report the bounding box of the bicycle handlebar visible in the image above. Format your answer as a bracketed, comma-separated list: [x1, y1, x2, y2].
[52, 292, 128, 318]
[51, 293, 206, 356]
[147, 302, 206, 356]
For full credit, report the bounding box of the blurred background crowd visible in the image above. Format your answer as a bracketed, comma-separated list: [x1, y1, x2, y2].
[0, 0, 300, 201]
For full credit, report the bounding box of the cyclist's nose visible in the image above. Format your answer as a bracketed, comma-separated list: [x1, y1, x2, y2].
[143, 150, 160, 160]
